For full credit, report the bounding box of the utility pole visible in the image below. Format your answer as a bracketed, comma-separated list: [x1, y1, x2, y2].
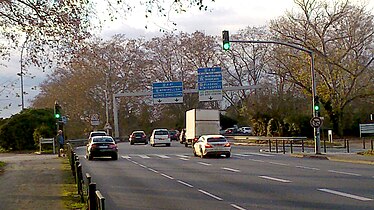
[223, 32, 321, 154]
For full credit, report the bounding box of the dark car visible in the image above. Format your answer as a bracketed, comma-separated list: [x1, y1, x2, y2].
[129, 130, 148, 145]
[169, 130, 180, 141]
[86, 136, 118, 160]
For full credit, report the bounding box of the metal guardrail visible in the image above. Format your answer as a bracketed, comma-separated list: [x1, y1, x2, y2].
[66, 143, 106, 210]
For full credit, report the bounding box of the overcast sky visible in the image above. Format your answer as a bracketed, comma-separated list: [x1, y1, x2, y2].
[0, 0, 373, 118]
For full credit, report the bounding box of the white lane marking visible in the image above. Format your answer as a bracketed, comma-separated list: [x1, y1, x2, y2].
[161, 173, 174, 180]
[259, 176, 291, 183]
[121, 155, 131, 159]
[248, 159, 265, 163]
[231, 204, 247, 210]
[176, 155, 189, 158]
[138, 164, 147, 168]
[198, 189, 223, 201]
[296, 165, 320, 171]
[179, 158, 189, 161]
[234, 154, 252, 157]
[269, 162, 290, 166]
[328, 170, 361, 177]
[198, 162, 211, 166]
[177, 180, 194, 188]
[155, 154, 170, 159]
[138, 155, 150, 159]
[248, 152, 274, 157]
[318, 188, 373, 201]
[148, 168, 159, 174]
[222, 167, 241, 173]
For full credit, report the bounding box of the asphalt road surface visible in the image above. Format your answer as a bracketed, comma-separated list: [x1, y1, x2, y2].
[75, 141, 374, 210]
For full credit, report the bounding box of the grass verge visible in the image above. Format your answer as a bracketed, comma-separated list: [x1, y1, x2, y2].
[0, 161, 6, 173]
[357, 150, 374, 156]
[61, 158, 87, 209]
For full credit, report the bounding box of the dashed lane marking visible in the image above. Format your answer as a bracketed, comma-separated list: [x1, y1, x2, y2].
[269, 162, 290, 166]
[177, 180, 194, 188]
[318, 188, 372, 201]
[197, 162, 211, 166]
[296, 165, 320, 171]
[198, 189, 223, 201]
[259, 175, 291, 183]
[222, 167, 241, 173]
[328, 170, 361, 177]
[231, 204, 247, 210]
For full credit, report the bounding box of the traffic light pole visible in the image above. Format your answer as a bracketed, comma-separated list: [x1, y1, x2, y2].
[228, 39, 321, 154]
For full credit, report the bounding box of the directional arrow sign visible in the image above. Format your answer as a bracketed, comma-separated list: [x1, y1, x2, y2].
[198, 67, 223, 102]
[153, 81, 183, 104]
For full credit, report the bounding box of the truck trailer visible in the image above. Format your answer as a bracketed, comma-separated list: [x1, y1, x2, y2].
[185, 109, 220, 147]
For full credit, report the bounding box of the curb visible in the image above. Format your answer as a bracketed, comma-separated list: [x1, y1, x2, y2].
[291, 153, 374, 165]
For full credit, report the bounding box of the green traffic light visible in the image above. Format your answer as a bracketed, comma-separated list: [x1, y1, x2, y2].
[223, 42, 230, 51]
[314, 105, 320, 111]
[55, 113, 61, 119]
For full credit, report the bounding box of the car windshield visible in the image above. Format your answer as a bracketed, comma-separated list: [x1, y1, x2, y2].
[91, 133, 106, 137]
[93, 137, 114, 143]
[169, 131, 177, 135]
[155, 130, 168, 135]
[207, 137, 227, 142]
[134, 132, 144, 136]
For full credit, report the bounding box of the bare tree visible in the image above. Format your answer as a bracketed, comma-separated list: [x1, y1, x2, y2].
[270, 0, 374, 136]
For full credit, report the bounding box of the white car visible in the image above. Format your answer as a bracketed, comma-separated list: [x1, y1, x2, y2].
[193, 135, 231, 158]
[240, 127, 252, 135]
[150, 129, 171, 147]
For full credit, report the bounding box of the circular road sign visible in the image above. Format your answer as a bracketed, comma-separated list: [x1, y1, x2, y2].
[310, 117, 323, 128]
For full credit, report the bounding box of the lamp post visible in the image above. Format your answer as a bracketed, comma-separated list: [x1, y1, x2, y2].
[222, 34, 321, 154]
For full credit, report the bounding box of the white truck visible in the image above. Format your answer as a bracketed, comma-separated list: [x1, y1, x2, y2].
[185, 109, 220, 147]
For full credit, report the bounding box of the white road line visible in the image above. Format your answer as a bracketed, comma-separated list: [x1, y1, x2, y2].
[259, 176, 291, 183]
[198, 162, 211, 166]
[161, 173, 174, 180]
[231, 204, 247, 210]
[248, 159, 265, 163]
[179, 158, 189, 161]
[318, 188, 373, 201]
[121, 155, 131, 159]
[328, 170, 361, 176]
[138, 164, 147, 168]
[234, 154, 252, 157]
[222, 167, 241, 173]
[296, 165, 320, 171]
[198, 189, 223, 201]
[177, 180, 194, 188]
[155, 154, 170, 159]
[269, 162, 290, 166]
[176, 155, 189, 158]
[148, 168, 159, 174]
[247, 152, 274, 157]
[138, 155, 150, 159]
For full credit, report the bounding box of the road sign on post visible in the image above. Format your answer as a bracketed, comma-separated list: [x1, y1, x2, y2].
[198, 67, 223, 101]
[90, 114, 100, 126]
[152, 81, 183, 104]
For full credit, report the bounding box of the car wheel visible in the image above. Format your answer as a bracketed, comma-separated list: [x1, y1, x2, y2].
[226, 153, 231, 158]
[88, 153, 93, 160]
[112, 154, 118, 160]
[130, 141, 134, 145]
[193, 148, 198, 157]
[185, 142, 188, 147]
[166, 143, 171, 147]
[200, 149, 204, 158]
[145, 141, 148, 145]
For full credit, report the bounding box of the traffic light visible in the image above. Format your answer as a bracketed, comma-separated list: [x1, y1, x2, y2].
[54, 102, 61, 120]
[222, 30, 230, 51]
[314, 96, 320, 116]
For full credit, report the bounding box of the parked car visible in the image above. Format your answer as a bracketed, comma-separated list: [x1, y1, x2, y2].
[224, 128, 236, 135]
[193, 135, 231, 158]
[239, 127, 252, 135]
[86, 136, 118, 160]
[179, 128, 186, 144]
[129, 130, 148, 145]
[169, 130, 180, 141]
[150, 129, 171, 147]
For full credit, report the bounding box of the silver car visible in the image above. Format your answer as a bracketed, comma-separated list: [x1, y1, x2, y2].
[193, 135, 231, 158]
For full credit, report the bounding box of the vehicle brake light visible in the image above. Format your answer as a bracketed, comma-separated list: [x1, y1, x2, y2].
[142, 134, 146, 138]
[193, 137, 198, 143]
[91, 144, 97, 148]
[109, 144, 117, 149]
[224, 142, 231, 147]
[205, 143, 213, 148]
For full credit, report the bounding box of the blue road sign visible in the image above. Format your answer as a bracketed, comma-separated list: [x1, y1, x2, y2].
[152, 81, 183, 104]
[197, 67, 223, 101]
[198, 67, 221, 74]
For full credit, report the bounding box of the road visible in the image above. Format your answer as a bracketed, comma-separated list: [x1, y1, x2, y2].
[75, 141, 374, 210]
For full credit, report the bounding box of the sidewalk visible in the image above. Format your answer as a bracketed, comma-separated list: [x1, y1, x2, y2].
[0, 153, 64, 210]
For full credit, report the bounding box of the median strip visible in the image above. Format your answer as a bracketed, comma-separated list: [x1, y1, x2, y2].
[318, 188, 372, 201]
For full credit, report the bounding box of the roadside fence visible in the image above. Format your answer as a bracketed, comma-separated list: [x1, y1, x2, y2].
[66, 143, 106, 210]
